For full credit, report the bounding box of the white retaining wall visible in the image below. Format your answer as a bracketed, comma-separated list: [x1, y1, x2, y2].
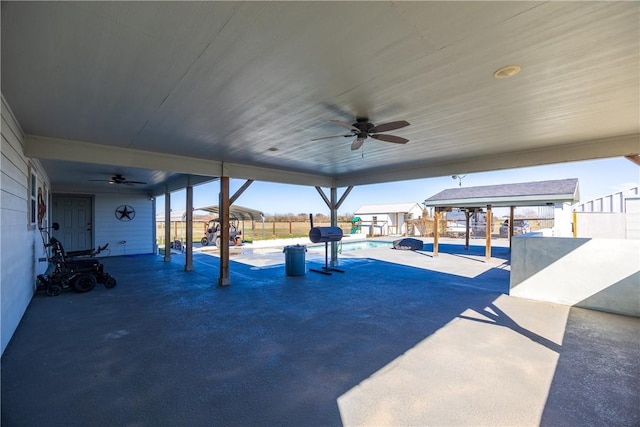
[510, 235, 640, 317]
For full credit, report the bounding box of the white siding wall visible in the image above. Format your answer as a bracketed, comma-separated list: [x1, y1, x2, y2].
[575, 212, 627, 239]
[52, 191, 155, 256]
[1, 95, 50, 354]
[358, 214, 391, 235]
[94, 193, 154, 256]
[552, 202, 573, 237]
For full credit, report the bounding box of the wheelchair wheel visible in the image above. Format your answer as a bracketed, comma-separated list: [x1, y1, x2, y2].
[73, 274, 96, 293]
[46, 284, 62, 297]
[104, 276, 117, 289]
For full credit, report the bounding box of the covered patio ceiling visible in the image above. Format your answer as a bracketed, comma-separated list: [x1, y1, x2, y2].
[1, 2, 638, 194]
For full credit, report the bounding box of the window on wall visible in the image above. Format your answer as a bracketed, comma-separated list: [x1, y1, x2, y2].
[40, 183, 49, 229]
[29, 166, 37, 226]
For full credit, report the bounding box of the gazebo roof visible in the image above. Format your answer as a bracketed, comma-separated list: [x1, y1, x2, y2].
[424, 178, 580, 208]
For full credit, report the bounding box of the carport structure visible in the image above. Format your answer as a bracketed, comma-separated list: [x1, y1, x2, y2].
[1, 1, 638, 288]
[192, 203, 264, 246]
[424, 179, 580, 259]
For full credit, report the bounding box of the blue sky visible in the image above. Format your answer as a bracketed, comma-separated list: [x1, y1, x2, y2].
[157, 157, 639, 216]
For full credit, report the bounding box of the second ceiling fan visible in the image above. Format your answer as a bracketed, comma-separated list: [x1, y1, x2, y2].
[89, 174, 147, 186]
[312, 118, 410, 151]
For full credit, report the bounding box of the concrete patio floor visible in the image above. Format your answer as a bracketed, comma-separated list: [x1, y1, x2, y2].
[2, 242, 638, 426]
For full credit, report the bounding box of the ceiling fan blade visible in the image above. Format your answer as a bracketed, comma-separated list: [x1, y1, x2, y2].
[370, 134, 409, 144]
[330, 120, 359, 132]
[370, 120, 410, 133]
[311, 134, 352, 141]
[88, 179, 110, 182]
[351, 138, 365, 151]
[124, 181, 147, 185]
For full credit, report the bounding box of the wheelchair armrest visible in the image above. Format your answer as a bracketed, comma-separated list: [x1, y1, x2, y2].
[65, 249, 93, 257]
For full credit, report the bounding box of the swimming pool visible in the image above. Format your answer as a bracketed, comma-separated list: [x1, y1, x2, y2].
[203, 239, 394, 256]
[307, 240, 392, 253]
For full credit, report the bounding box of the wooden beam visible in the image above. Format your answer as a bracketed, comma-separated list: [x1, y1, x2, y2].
[23, 134, 334, 187]
[625, 154, 640, 166]
[337, 134, 640, 187]
[508, 206, 515, 249]
[485, 205, 492, 262]
[163, 191, 171, 262]
[229, 179, 254, 205]
[185, 185, 193, 271]
[335, 186, 354, 210]
[433, 210, 441, 257]
[218, 177, 231, 286]
[315, 186, 332, 209]
[464, 209, 472, 250]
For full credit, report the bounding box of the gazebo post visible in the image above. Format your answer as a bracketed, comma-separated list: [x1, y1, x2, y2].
[464, 208, 472, 250]
[433, 209, 440, 257]
[509, 205, 515, 248]
[485, 204, 492, 261]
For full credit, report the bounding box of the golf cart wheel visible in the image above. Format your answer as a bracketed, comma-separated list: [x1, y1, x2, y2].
[73, 274, 96, 293]
[200, 237, 209, 246]
[46, 284, 62, 297]
[215, 237, 221, 247]
[104, 276, 117, 289]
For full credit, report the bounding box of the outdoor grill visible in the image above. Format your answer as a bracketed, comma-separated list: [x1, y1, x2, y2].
[308, 226, 343, 243]
[308, 215, 345, 275]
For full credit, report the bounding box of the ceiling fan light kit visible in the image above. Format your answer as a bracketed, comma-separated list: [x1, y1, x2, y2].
[312, 117, 410, 151]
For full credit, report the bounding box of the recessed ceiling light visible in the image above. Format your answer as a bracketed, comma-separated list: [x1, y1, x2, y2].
[268, 147, 279, 152]
[493, 65, 521, 79]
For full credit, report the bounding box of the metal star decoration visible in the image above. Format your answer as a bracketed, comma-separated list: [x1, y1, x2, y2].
[115, 205, 136, 221]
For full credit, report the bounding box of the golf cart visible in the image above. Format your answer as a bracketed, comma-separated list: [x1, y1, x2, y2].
[201, 218, 242, 247]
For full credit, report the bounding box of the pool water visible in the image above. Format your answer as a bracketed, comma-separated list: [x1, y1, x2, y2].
[308, 240, 392, 253]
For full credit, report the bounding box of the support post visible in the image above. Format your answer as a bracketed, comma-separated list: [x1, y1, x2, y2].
[185, 184, 194, 271]
[433, 210, 440, 257]
[330, 187, 338, 266]
[218, 176, 231, 286]
[485, 204, 492, 261]
[164, 191, 171, 262]
[508, 205, 515, 249]
[314, 186, 353, 267]
[464, 209, 472, 250]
